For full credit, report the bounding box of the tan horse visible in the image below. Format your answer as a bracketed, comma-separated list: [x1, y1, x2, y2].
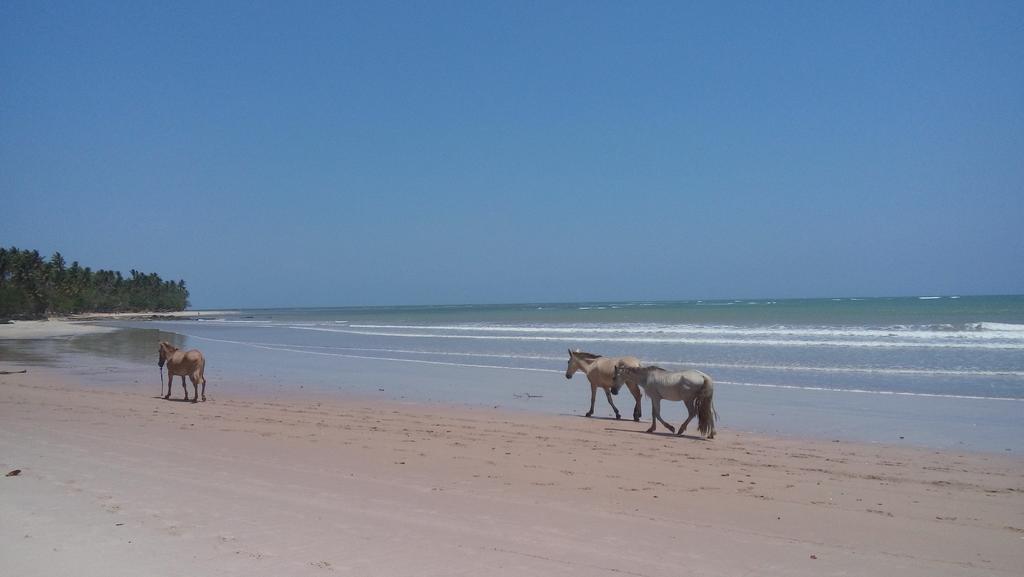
[158, 341, 207, 402]
[565, 349, 643, 421]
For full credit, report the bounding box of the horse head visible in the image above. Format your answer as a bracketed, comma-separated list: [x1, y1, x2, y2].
[612, 363, 636, 393]
[157, 341, 175, 368]
[565, 349, 578, 379]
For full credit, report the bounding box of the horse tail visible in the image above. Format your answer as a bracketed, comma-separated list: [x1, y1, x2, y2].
[695, 374, 717, 439]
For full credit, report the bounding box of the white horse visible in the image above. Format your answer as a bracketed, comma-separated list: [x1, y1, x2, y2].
[613, 364, 717, 438]
[565, 350, 643, 421]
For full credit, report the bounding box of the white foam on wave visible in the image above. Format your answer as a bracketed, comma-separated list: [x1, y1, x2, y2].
[294, 326, 1024, 350]
[976, 322, 1024, 332]
[343, 322, 1024, 341]
[143, 316, 1024, 348]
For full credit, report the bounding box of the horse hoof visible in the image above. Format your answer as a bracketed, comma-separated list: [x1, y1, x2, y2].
[585, 412, 593, 417]
[645, 428, 655, 434]
[615, 414, 621, 420]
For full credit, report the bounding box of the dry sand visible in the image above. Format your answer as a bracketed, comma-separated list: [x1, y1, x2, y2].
[1, 367, 1022, 577]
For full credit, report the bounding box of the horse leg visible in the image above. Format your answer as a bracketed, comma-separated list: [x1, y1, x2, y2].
[651, 396, 675, 433]
[677, 399, 696, 436]
[180, 376, 189, 401]
[164, 372, 173, 399]
[603, 387, 621, 420]
[189, 375, 199, 403]
[201, 377, 207, 402]
[585, 383, 596, 417]
[647, 397, 660, 433]
[629, 383, 642, 422]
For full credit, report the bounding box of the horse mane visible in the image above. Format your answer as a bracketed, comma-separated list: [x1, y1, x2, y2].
[645, 365, 668, 372]
[572, 351, 602, 360]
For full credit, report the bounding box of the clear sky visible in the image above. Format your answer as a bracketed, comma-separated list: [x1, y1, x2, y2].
[2, 1, 1022, 308]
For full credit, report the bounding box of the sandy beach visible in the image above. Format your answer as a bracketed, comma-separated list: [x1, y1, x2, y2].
[1, 366, 1022, 577]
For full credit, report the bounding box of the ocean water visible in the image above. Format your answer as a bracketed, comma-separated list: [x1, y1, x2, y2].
[8, 295, 1024, 451]
[132, 295, 1024, 397]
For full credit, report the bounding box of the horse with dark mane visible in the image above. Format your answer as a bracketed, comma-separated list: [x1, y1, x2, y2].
[565, 349, 643, 421]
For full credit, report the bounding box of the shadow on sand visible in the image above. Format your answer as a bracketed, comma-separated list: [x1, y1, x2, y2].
[562, 414, 642, 423]
[602, 426, 709, 441]
[152, 396, 205, 403]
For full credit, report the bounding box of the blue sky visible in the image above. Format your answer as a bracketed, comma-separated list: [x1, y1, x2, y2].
[3, 1, 1022, 308]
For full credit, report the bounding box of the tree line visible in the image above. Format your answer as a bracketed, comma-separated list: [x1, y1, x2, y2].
[0, 246, 190, 319]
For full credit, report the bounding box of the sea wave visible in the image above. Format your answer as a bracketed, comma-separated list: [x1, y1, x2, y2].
[294, 326, 1024, 350]
[974, 322, 1024, 332]
[156, 317, 1024, 340]
[344, 321, 1024, 339]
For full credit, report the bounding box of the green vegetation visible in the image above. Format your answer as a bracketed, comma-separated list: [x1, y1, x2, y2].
[0, 247, 189, 319]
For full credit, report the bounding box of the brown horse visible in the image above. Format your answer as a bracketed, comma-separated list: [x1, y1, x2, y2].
[565, 349, 643, 421]
[158, 341, 207, 402]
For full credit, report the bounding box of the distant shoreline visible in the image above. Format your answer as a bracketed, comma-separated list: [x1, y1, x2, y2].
[64, 310, 231, 321]
[0, 311, 228, 340]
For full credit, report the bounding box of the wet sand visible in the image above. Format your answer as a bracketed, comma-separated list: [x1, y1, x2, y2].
[1, 366, 1022, 576]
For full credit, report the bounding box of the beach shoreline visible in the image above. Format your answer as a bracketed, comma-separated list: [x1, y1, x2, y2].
[0, 311, 229, 340]
[1, 361, 1023, 576]
[3, 320, 1023, 454]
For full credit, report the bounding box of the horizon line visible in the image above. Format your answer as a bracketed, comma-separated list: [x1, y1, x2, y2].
[192, 293, 1024, 312]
